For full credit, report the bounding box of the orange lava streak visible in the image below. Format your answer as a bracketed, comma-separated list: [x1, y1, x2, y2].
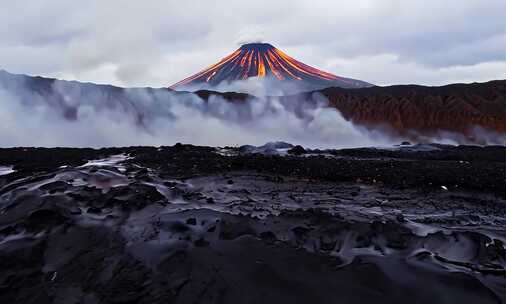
[257, 53, 266, 77]
[274, 49, 341, 81]
[273, 49, 323, 79]
[228, 51, 245, 72]
[267, 50, 302, 80]
[263, 55, 284, 80]
[170, 49, 242, 88]
[242, 51, 254, 79]
[169, 43, 366, 89]
[239, 50, 250, 67]
[206, 71, 217, 82]
[299, 61, 344, 81]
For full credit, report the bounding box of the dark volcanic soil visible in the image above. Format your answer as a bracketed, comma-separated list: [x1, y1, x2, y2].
[1, 144, 506, 303]
[317, 79, 506, 139]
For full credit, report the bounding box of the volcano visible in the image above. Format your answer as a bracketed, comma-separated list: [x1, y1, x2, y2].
[170, 43, 372, 92]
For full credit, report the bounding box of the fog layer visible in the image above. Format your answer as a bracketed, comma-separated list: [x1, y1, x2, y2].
[0, 75, 389, 148]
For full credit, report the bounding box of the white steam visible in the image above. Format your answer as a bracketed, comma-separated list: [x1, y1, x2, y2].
[235, 27, 266, 46]
[0, 75, 390, 148]
[180, 77, 312, 96]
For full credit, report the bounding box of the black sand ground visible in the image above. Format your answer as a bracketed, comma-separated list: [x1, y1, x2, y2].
[1, 144, 505, 303]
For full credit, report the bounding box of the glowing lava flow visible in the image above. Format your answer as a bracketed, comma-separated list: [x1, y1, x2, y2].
[170, 43, 372, 90]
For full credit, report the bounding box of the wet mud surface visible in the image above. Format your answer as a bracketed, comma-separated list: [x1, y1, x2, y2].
[1, 144, 506, 303]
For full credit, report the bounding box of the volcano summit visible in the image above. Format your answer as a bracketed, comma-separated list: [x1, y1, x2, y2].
[170, 43, 372, 93]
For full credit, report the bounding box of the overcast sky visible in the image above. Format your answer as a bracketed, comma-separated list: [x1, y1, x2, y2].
[2, 0, 506, 88]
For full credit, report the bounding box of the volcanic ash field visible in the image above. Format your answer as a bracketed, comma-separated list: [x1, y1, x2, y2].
[1, 143, 506, 303]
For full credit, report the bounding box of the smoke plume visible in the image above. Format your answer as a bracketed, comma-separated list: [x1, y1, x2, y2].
[0, 73, 390, 148]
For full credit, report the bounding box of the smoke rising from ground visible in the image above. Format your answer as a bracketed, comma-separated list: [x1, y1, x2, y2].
[0, 74, 390, 148]
[179, 77, 310, 96]
[2, 72, 504, 148]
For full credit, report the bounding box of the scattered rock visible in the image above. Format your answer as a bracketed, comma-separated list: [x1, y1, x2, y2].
[288, 145, 306, 155]
[186, 218, 197, 225]
[194, 238, 210, 247]
[87, 207, 102, 214]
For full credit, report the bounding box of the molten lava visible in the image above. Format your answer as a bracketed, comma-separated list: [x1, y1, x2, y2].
[170, 43, 372, 91]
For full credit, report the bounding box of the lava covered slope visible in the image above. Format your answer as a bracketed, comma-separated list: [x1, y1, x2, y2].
[170, 43, 372, 91]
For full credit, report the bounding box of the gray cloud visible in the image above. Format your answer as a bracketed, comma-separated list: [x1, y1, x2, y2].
[0, 0, 505, 87]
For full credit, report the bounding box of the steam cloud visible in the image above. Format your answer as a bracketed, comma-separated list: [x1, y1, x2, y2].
[0, 75, 391, 148]
[235, 27, 266, 46]
[179, 77, 314, 96]
[2, 73, 503, 148]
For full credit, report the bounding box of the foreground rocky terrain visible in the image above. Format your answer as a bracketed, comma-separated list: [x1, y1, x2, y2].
[1, 143, 506, 303]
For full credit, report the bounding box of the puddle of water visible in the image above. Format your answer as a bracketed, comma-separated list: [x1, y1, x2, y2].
[0, 166, 15, 176]
[80, 154, 130, 172]
[0, 230, 45, 245]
